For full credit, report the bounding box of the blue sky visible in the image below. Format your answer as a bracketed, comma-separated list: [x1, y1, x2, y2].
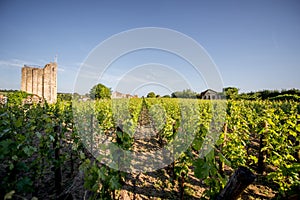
[0, 0, 299, 96]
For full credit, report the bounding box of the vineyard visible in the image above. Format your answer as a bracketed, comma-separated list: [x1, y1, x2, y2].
[0, 97, 299, 200]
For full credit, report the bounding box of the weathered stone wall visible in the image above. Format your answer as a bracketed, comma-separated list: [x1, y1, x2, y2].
[32, 69, 38, 95]
[21, 67, 27, 91]
[21, 62, 57, 103]
[26, 67, 33, 94]
[37, 69, 44, 98]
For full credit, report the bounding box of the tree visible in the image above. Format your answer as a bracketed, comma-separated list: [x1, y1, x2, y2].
[57, 93, 72, 101]
[171, 89, 197, 98]
[89, 83, 111, 99]
[223, 87, 239, 100]
[73, 92, 81, 100]
[147, 92, 156, 98]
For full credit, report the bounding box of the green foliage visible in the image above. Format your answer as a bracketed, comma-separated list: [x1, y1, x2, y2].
[239, 88, 300, 101]
[1, 93, 300, 199]
[223, 101, 249, 168]
[90, 83, 111, 100]
[269, 94, 300, 101]
[171, 89, 197, 98]
[80, 159, 122, 199]
[223, 87, 239, 100]
[0, 101, 78, 198]
[5, 91, 29, 105]
[72, 98, 143, 198]
[57, 93, 73, 101]
[146, 91, 156, 98]
[238, 91, 260, 100]
[194, 150, 228, 199]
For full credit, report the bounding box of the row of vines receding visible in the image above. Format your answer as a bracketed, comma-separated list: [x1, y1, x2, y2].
[0, 98, 299, 199]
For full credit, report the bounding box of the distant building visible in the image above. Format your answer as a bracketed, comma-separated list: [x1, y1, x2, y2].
[200, 89, 221, 100]
[111, 91, 138, 99]
[79, 97, 90, 102]
[21, 62, 57, 103]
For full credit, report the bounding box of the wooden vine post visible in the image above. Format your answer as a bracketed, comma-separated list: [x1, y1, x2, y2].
[257, 121, 268, 174]
[215, 166, 255, 200]
[218, 123, 227, 176]
[180, 172, 185, 200]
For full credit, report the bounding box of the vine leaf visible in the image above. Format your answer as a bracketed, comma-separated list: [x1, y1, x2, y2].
[194, 158, 210, 179]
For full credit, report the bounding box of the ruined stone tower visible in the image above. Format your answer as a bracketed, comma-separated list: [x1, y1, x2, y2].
[21, 62, 57, 103]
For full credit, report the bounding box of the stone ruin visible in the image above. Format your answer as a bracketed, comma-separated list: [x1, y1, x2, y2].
[21, 62, 57, 103]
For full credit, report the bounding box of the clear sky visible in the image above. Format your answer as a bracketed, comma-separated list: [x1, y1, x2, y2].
[0, 0, 299, 96]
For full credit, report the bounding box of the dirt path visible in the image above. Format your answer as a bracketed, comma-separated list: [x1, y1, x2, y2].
[66, 102, 276, 200]
[117, 101, 276, 200]
[118, 101, 205, 199]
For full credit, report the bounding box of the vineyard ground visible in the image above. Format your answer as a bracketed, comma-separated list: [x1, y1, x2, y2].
[62, 104, 276, 199]
[3, 99, 298, 199]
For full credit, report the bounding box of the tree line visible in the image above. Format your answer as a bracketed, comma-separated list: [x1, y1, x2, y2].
[2, 85, 300, 102]
[229, 87, 300, 101]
